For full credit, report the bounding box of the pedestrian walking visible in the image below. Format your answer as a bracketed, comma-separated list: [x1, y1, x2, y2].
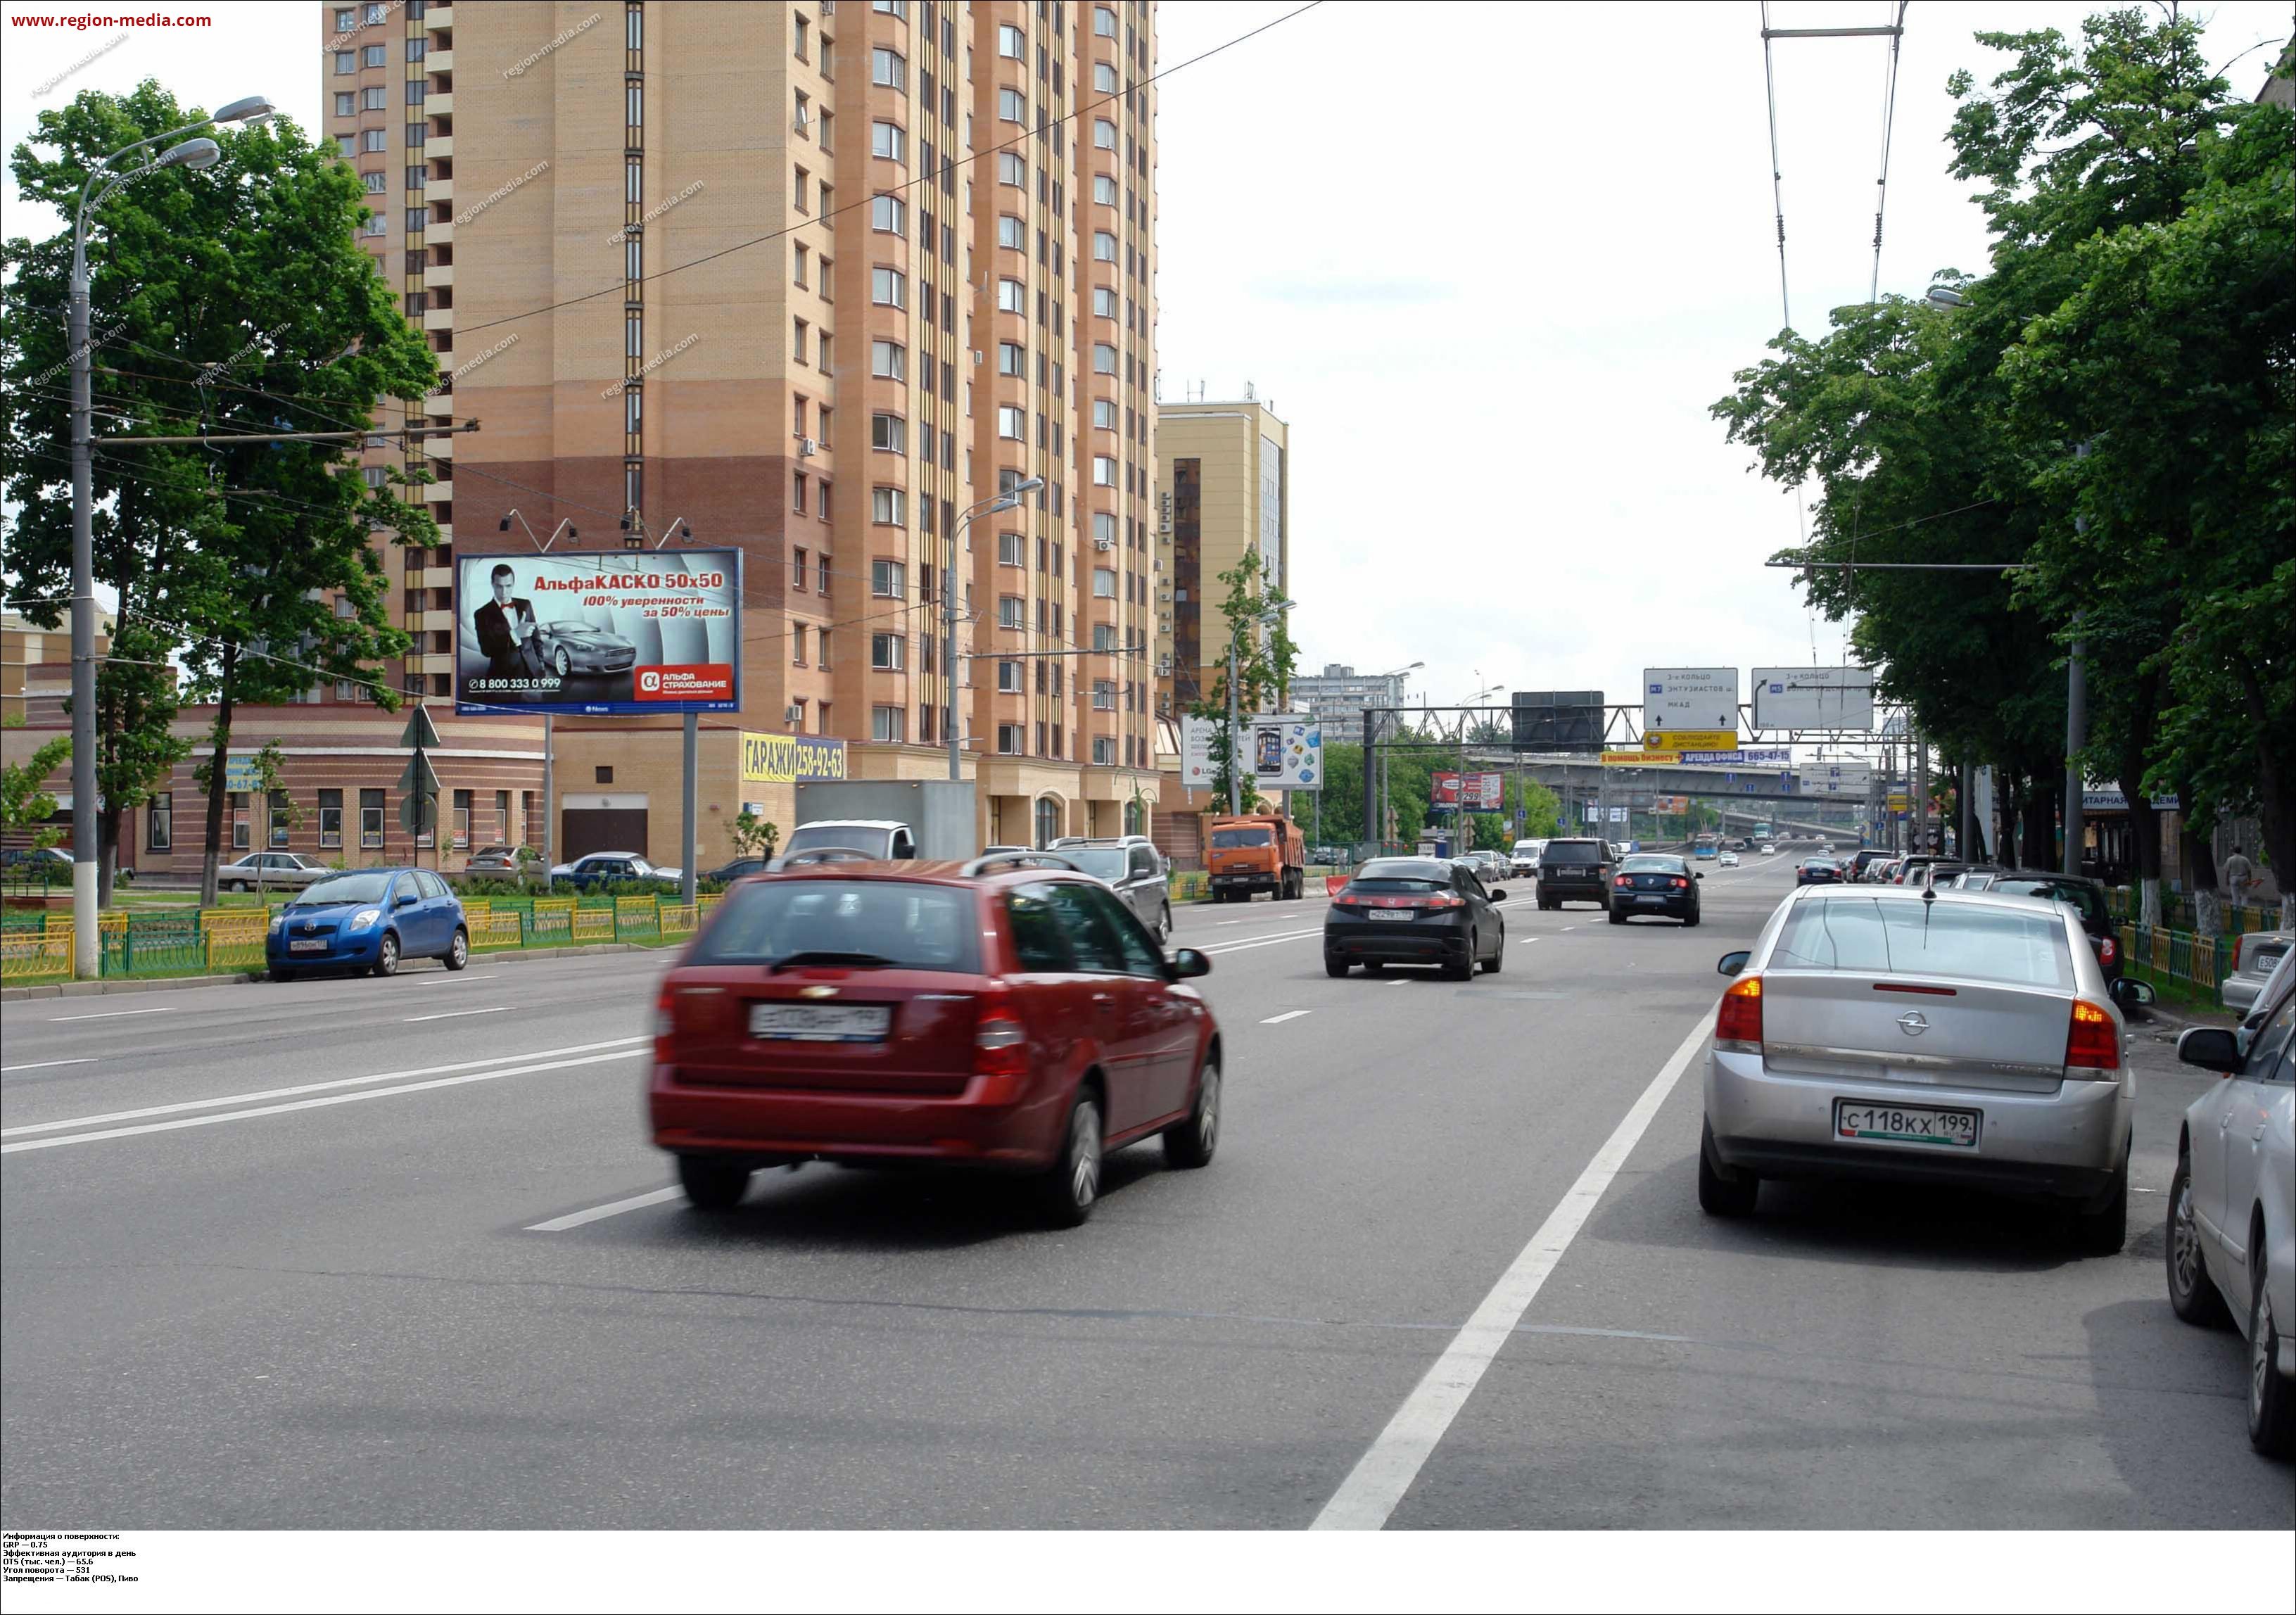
[2223, 842, 2255, 912]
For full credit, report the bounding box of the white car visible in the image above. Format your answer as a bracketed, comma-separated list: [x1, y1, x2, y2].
[1718, 851, 1739, 868]
[2167, 977, 2295, 1456]
[1760, 843, 1777, 856]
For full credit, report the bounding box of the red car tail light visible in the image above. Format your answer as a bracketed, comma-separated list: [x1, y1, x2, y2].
[1715, 975, 1763, 1052]
[974, 991, 1029, 1081]
[2065, 998, 2119, 1070]
[1615, 875, 1634, 889]
[2099, 935, 2118, 967]
[1671, 877, 1689, 889]
[1426, 893, 1465, 910]
[655, 984, 678, 1060]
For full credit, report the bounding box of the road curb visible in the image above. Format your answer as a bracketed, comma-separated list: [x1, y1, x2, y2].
[0, 940, 659, 1003]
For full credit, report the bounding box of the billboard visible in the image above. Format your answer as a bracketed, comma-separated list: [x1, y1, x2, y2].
[1603, 749, 1679, 766]
[1433, 771, 1505, 810]
[739, 733, 848, 786]
[1643, 668, 1737, 751]
[1181, 714, 1324, 790]
[1511, 690, 1605, 753]
[455, 550, 742, 716]
[1752, 666, 1875, 731]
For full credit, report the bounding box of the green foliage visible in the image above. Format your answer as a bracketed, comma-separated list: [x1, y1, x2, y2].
[1, 735, 72, 848]
[1189, 549, 1298, 810]
[730, 809, 780, 861]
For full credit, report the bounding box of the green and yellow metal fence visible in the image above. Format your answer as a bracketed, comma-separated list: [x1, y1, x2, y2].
[2117, 923, 2236, 997]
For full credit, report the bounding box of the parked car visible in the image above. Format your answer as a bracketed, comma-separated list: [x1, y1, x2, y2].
[1049, 835, 1173, 943]
[267, 867, 469, 979]
[2224, 931, 2295, 1018]
[552, 850, 684, 890]
[1610, 853, 1702, 926]
[214, 851, 331, 893]
[1970, 870, 2124, 987]
[1467, 850, 1511, 889]
[463, 844, 537, 877]
[705, 856, 772, 885]
[649, 851, 1221, 1227]
[1846, 847, 1888, 881]
[1535, 837, 1616, 912]
[1324, 855, 1507, 980]
[1795, 856, 1844, 887]
[2167, 977, 2295, 1455]
[1699, 886, 2149, 1253]
[1, 846, 74, 887]
[536, 619, 637, 678]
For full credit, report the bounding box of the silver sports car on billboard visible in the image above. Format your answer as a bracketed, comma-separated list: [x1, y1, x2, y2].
[537, 621, 637, 676]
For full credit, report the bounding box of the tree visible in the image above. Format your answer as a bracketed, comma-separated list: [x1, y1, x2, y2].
[82, 617, 190, 902]
[1, 734, 72, 851]
[0, 84, 441, 908]
[730, 809, 779, 861]
[1189, 549, 1298, 814]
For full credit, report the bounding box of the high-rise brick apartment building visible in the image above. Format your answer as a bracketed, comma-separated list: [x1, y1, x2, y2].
[317, 0, 1167, 861]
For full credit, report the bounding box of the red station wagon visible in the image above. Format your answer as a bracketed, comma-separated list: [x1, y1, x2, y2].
[649, 854, 1222, 1226]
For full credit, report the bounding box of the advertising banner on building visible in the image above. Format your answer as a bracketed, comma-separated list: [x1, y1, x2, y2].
[1751, 666, 1876, 731]
[455, 550, 742, 716]
[1603, 749, 1680, 766]
[1432, 771, 1505, 810]
[1678, 747, 1796, 766]
[739, 733, 848, 786]
[1181, 714, 1323, 790]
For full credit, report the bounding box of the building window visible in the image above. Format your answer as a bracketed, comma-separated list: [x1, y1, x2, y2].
[334, 7, 356, 29]
[998, 278, 1026, 314]
[870, 489, 906, 528]
[870, 266, 905, 307]
[1092, 230, 1117, 262]
[998, 531, 1025, 566]
[819, 555, 832, 593]
[1092, 343, 1117, 374]
[998, 151, 1026, 186]
[872, 705, 907, 742]
[1093, 118, 1117, 150]
[870, 194, 906, 235]
[1093, 736, 1116, 765]
[144, 792, 173, 852]
[1094, 63, 1118, 94]
[998, 723, 1025, 755]
[871, 559, 906, 597]
[998, 405, 1025, 440]
[793, 623, 808, 664]
[1093, 566, 1117, 598]
[998, 88, 1027, 122]
[871, 48, 906, 90]
[1092, 286, 1118, 318]
[334, 50, 355, 74]
[998, 659, 1025, 693]
[998, 23, 1025, 57]
[1093, 623, 1117, 652]
[871, 121, 906, 163]
[358, 789, 386, 849]
[871, 413, 907, 452]
[1091, 399, 1117, 431]
[1093, 512, 1118, 545]
[792, 547, 808, 590]
[1095, 6, 1118, 38]
[870, 338, 906, 379]
[452, 788, 472, 851]
[1093, 455, 1117, 486]
[998, 595, 1025, 629]
[793, 471, 808, 512]
[998, 214, 1025, 251]
[870, 633, 906, 671]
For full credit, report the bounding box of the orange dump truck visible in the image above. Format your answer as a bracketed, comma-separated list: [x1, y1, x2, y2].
[1204, 813, 1307, 903]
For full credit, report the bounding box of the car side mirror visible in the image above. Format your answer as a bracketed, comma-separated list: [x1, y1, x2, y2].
[2175, 1025, 2240, 1073]
[1693, 872, 1704, 880]
[1718, 950, 1751, 977]
[1489, 887, 1507, 902]
[1165, 947, 1211, 982]
[2108, 977, 2153, 1011]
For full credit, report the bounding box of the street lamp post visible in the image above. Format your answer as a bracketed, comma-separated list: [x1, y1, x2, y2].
[946, 480, 1041, 782]
[67, 96, 272, 977]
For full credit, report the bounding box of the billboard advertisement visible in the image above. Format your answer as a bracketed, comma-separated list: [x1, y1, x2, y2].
[1642, 668, 1737, 751]
[1603, 749, 1680, 766]
[1752, 666, 1875, 732]
[1433, 771, 1505, 810]
[1181, 714, 1324, 790]
[455, 550, 742, 716]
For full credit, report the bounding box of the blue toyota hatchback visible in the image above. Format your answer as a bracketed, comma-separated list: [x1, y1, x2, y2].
[267, 868, 469, 980]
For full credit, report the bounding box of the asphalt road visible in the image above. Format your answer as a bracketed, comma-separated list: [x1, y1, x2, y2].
[3, 850, 2288, 1528]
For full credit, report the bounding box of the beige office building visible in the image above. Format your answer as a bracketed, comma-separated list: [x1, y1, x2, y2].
[1153, 398, 1288, 714]
[317, 0, 1166, 860]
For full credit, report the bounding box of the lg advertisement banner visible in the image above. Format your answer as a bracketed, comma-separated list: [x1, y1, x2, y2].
[455, 550, 742, 716]
[1180, 714, 1324, 790]
[1432, 771, 1505, 809]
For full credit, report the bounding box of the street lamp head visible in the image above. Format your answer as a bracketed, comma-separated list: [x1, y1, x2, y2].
[213, 96, 277, 124]
[158, 138, 222, 170]
[1924, 285, 1970, 310]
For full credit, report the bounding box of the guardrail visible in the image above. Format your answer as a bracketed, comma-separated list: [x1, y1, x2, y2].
[1, 890, 723, 988]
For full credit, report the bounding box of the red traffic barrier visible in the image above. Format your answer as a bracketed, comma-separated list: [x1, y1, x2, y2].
[1324, 875, 1349, 896]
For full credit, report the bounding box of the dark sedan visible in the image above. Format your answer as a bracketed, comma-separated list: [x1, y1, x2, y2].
[1325, 856, 1507, 981]
[1796, 856, 1844, 887]
[1609, 853, 1702, 925]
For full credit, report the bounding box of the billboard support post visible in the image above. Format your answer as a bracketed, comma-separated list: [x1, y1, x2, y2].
[681, 711, 698, 908]
[541, 714, 554, 892]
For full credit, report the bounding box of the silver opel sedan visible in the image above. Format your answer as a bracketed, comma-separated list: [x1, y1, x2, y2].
[1699, 886, 2150, 1253]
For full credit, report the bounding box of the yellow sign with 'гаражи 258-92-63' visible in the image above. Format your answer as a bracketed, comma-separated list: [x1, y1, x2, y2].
[739, 733, 848, 785]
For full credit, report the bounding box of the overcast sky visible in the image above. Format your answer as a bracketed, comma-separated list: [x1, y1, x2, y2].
[5, 1, 2288, 752]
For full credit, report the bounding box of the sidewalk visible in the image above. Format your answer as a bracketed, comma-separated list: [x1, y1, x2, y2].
[0, 939, 659, 1003]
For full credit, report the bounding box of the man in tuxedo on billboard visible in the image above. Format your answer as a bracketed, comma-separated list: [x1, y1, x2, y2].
[474, 562, 545, 685]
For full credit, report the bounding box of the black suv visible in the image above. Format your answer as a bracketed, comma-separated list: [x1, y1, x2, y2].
[1963, 868, 2123, 984]
[1536, 838, 1616, 911]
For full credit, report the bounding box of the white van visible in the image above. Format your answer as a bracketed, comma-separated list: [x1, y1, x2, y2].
[1510, 839, 1547, 878]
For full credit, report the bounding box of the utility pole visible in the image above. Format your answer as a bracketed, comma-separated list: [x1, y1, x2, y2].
[1226, 635, 1241, 815]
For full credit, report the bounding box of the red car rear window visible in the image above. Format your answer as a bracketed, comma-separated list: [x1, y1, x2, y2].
[688, 880, 981, 973]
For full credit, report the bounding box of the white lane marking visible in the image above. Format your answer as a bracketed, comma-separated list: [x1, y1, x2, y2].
[1388, 975, 1412, 987]
[1, 1058, 97, 1074]
[1219, 920, 1243, 926]
[47, 1006, 173, 1022]
[1198, 928, 1324, 956]
[527, 1186, 681, 1232]
[414, 973, 499, 986]
[402, 1005, 512, 1023]
[0, 1035, 647, 1139]
[1, 1046, 642, 1155]
[1311, 1013, 1713, 1531]
[1261, 1010, 1312, 1025]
